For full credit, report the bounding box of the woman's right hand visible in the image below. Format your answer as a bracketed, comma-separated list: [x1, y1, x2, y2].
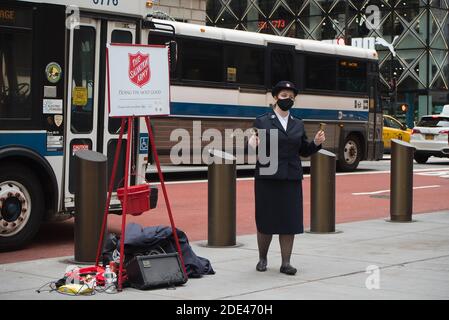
[249, 133, 259, 149]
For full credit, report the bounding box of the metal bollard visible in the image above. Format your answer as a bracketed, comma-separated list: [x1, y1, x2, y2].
[207, 149, 237, 247]
[310, 149, 337, 233]
[74, 150, 107, 263]
[389, 139, 415, 222]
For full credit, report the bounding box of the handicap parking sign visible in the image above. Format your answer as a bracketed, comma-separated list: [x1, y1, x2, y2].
[140, 136, 148, 153]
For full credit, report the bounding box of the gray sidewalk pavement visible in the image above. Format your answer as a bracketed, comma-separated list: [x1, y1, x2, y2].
[1, 211, 449, 300]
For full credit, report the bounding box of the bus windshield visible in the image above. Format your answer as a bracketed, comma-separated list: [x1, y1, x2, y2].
[0, 29, 32, 119]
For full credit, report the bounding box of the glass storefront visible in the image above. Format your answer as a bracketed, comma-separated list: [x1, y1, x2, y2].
[206, 0, 449, 126]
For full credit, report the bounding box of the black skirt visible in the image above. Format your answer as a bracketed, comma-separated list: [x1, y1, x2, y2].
[255, 179, 304, 234]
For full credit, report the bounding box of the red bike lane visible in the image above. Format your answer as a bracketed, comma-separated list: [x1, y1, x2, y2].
[1, 168, 448, 264]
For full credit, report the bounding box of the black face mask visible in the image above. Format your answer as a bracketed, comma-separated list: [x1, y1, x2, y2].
[277, 98, 294, 111]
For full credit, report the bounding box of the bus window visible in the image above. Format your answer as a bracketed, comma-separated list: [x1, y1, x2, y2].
[305, 55, 337, 91]
[338, 60, 367, 93]
[225, 45, 264, 86]
[148, 32, 171, 45]
[0, 30, 32, 119]
[107, 139, 127, 191]
[270, 49, 294, 87]
[108, 29, 132, 135]
[71, 26, 96, 134]
[148, 33, 177, 79]
[111, 29, 132, 44]
[181, 39, 223, 83]
[69, 139, 92, 193]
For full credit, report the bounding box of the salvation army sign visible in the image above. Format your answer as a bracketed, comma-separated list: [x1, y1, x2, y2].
[128, 52, 150, 87]
[107, 44, 170, 117]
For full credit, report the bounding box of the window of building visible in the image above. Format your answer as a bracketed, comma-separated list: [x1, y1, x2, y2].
[181, 39, 223, 83]
[305, 55, 337, 90]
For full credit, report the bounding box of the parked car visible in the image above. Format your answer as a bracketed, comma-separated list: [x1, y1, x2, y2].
[410, 105, 449, 164]
[383, 114, 412, 152]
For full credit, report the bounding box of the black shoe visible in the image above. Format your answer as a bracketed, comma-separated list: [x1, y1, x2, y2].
[256, 260, 267, 272]
[280, 264, 297, 275]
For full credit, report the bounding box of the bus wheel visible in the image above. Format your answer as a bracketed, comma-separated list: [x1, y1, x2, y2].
[0, 164, 44, 252]
[337, 135, 361, 172]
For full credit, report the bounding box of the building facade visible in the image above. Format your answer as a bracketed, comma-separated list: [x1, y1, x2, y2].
[206, 0, 449, 122]
[148, 0, 207, 25]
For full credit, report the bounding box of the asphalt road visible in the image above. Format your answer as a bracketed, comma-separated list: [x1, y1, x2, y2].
[1, 155, 448, 264]
[359, 154, 449, 172]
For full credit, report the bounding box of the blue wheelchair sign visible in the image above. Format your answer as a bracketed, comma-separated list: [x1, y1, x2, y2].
[140, 136, 149, 153]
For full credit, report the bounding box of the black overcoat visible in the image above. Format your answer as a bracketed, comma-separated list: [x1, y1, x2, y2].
[253, 110, 321, 234]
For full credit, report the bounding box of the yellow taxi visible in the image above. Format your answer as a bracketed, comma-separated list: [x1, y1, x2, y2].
[383, 114, 412, 151]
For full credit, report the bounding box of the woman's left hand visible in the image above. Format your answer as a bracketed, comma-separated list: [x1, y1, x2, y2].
[314, 130, 326, 146]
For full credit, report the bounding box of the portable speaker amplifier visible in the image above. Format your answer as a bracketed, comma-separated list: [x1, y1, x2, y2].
[125, 253, 187, 290]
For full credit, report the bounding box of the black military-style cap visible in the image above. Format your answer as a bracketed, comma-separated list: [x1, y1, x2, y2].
[271, 81, 299, 97]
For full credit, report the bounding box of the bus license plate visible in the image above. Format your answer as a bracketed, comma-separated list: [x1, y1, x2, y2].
[425, 134, 434, 140]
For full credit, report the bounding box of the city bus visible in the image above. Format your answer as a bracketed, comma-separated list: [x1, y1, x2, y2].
[0, 0, 156, 250]
[0, 0, 383, 251]
[145, 18, 384, 170]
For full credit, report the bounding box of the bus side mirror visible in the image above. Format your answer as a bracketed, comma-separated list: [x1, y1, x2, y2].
[168, 40, 177, 73]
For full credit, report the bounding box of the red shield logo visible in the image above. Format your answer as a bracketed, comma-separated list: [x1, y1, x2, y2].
[128, 52, 150, 88]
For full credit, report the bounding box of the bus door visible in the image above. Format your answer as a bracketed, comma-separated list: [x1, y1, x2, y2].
[102, 21, 137, 196]
[64, 18, 137, 209]
[64, 17, 101, 208]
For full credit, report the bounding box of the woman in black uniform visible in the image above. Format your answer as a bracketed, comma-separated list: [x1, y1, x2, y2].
[249, 81, 325, 275]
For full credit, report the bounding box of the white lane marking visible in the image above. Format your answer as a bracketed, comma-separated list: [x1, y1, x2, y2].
[153, 177, 254, 185]
[352, 185, 441, 196]
[150, 167, 449, 186]
[352, 189, 391, 196]
[336, 167, 449, 176]
[416, 171, 449, 178]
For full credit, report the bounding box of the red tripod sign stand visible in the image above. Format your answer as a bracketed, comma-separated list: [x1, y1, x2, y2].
[94, 116, 186, 291]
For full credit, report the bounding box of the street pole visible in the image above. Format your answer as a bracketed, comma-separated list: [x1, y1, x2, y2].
[389, 139, 415, 222]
